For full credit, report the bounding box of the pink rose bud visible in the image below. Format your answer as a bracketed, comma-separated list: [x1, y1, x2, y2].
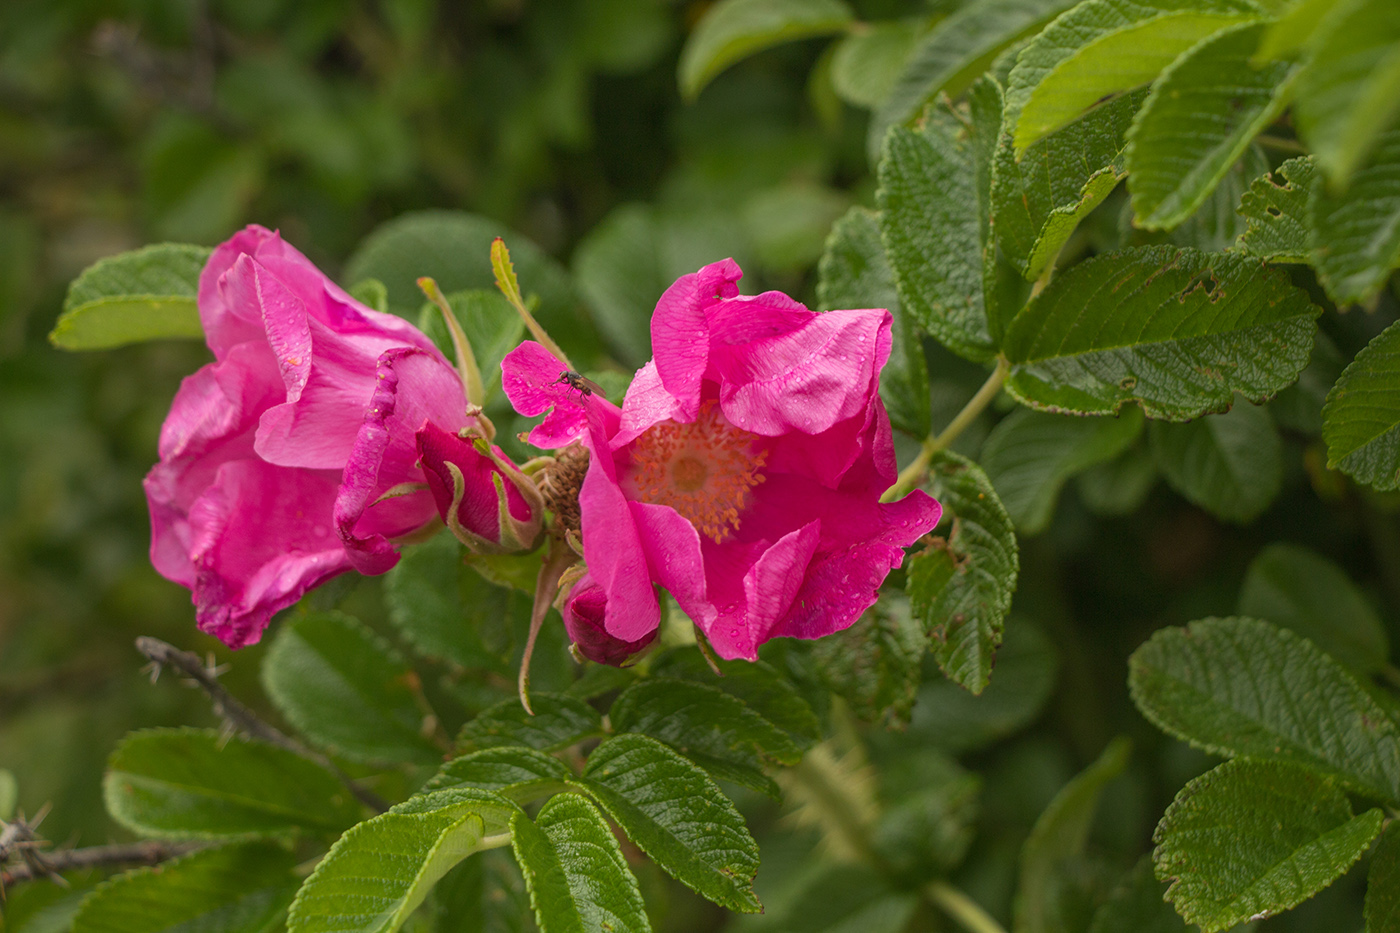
[562, 575, 656, 666]
[416, 421, 544, 554]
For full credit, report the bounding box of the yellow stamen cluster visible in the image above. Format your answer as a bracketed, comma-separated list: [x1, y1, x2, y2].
[628, 401, 767, 543]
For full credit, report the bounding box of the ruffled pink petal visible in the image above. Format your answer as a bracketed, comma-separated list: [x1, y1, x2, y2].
[335, 348, 467, 574]
[705, 521, 820, 661]
[711, 307, 892, 438]
[629, 501, 713, 629]
[613, 362, 687, 448]
[770, 541, 907, 643]
[502, 342, 591, 448]
[739, 471, 941, 552]
[199, 226, 277, 358]
[186, 459, 351, 648]
[578, 457, 660, 643]
[650, 258, 741, 412]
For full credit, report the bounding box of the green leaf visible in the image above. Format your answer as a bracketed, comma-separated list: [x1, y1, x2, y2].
[1153, 758, 1385, 932]
[811, 592, 927, 727]
[103, 728, 360, 840]
[1323, 317, 1400, 489]
[1236, 155, 1318, 262]
[420, 849, 532, 933]
[981, 406, 1144, 534]
[385, 535, 514, 673]
[72, 843, 299, 933]
[818, 205, 931, 436]
[288, 788, 519, 933]
[1311, 125, 1400, 306]
[418, 290, 525, 403]
[1076, 444, 1158, 516]
[1016, 737, 1132, 933]
[869, 0, 1080, 159]
[1128, 616, 1400, 804]
[349, 278, 389, 312]
[1239, 543, 1390, 675]
[1293, 0, 1400, 187]
[830, 19, 922, 109]
[1155, 143, 1267, 254]
[578, 733, 761, 913]
[907, 450, 1020, 693]
[427, 747, 573, 803]
[1006, 0, 1260, 154]
[1002, 246, 1321, 420]
[742, 182, 852, 272]
[677, 0, 854, 100]
[510, 794, 651, 933]
[1087, 858, 1191, 933]
[648, 652, 822, 748]
[458, 693, 604, 753]
[907, 616, 1059, 753]
[1127, 22, 1300, 229]
[50, 244, 209, 350]
[609, 678, 799, 796]
[994, 88, 1146, 281]
[1367, 821, 1400, 933]
[878, 109, 993, 361]
[1148, 402, 1282, 523]
[261, 612, 441, 765]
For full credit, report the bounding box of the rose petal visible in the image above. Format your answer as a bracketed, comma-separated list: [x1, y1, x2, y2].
[578, 457, 660, 642]
[651, 258, 741, 411]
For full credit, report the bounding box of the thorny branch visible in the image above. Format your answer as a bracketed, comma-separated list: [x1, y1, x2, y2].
[1, 821, 202, 887]
[135, 636, 389, 813]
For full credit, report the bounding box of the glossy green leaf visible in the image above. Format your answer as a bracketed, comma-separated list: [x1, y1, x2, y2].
[50, 243, 209, 350]
[811, 592, 927, 727]
[103, 728, 360, 839]
[458, 693, 604, 753]
[578, 733, 761, 913]
[510, 794, 651, 933]
[1367, 821, 1400, 933]
[677, 0, 854, 100]
[1154, 758, 1385, 932]
[1127, 22, 1299, 229]
[1016, 737, 1132, 933]
[993, 88, 1146, 280]
[288, 788, 518, 933]
[907, 450, 1020, 693]
[1007, 0, 1260, 153]
[1003, 246, 1320, 420]
[981, 406, 1144, 534]
[878, 108, 993, 361]
[417, 290, 525, 403]
[384, 535, 514, 673]
[1311, 125, 1400, 306]
[426, 747, 573, 804]
[261, 612, 441, 765]
[1293, 0, 1400, 186]
[1239, 543, 1390, 675]
[1129, 616, 1400, 804]
[869, 0, 1079, 159]
[648, 652, 821, 748]
[1236, 155, 1318, 262]
[72, 843, 299, 933]
[1087, 858, 1191, 933]
[818, 205, 930, 436]
[830, 20, 922, 108]
[1148, 402, 1282, 523]
[1323, 317, 1400, 490]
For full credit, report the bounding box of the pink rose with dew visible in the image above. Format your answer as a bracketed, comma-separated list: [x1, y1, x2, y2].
[144, 225, 527, 648]
[502, 258, 942, 661]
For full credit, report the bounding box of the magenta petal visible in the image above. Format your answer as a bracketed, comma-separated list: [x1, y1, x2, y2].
[200, 226, 279, 358]
[769, 541, 908, 643]
[629, 501, 712, 629]
[578, 457, 660, 643]
[614, 362, 686, 448]
[335, 348, 467, 574]
[651, 258, 741, 410]
[705, 521, 820, 661]
[501, 342, 591, 448]
[563, 574, 658, 666]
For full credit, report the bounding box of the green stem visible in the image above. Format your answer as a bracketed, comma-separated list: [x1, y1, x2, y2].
[924, 881, 1008, 933]
[883, 356, 1010, 502]
[1256, 134, 1307, 154]
[492, 238, 573, 370]
[478, 832, 514, 851]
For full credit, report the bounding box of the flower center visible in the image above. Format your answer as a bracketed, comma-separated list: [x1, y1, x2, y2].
[629, 401, 767, 543]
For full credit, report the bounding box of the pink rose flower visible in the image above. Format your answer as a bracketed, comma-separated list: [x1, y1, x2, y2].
[144, 225, 473, 648]
[503, 258, 941, 661]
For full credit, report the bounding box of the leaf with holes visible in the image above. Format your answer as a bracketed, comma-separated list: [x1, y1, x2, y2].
[1129, 616, 1400, 804]
[1236, 156, 1317, 263]
[1148, 402, 1281, 523]
[1002, 246, 1320, 420]
[578, 733, 761, 913]
[1127, 22, 1300, 229]
[288, 788, 519, 933]
[1311, 126, 1400, 306]
[458, 693, 604, 753]
[103, 728, 360, 840]
[677, 0, 854, 101]
[1154, 759, 1385, 932]
[907, 451, 1019, 694]
[511, 793, 651, 933]
[1323, 318, 1400, 491]
[50, 244, 209, 350]
[1006, 0, 1261, 154]
[261, 612, 441, 765]
[426, 747, 573, 803]
[812, 592, 926, 727]
[72, 843, 299, 933]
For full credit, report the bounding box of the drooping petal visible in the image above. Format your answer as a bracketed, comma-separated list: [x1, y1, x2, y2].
[768, 540, 909, 643]
[704, 521, 820, 661]
[650, 258, 741, 412]
[578, 457, 660, 643]
[629, 500, 712, 629]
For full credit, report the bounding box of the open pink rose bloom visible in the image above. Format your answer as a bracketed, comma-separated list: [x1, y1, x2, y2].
[504, 258, 941, 661]
[143, 225, 535, 648]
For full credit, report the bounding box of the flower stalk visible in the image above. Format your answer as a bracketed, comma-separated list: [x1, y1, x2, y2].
[491, 238, 573, 370]
[418, 276, 488, 411]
